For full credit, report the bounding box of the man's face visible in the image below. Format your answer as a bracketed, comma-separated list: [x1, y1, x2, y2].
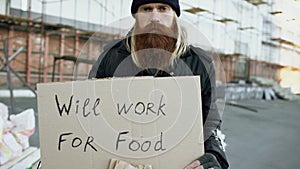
[132, 3, 178, 69]
[136, 3, 174, 29]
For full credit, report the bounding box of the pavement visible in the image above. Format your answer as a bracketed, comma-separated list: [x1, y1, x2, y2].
[222, 99, 300, 169]
[0, 97, 300, 169]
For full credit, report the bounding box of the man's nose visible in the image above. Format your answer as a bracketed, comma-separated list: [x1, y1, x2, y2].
[150, 10, 160, 22]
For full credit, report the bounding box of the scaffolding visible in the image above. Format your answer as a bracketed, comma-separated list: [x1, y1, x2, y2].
[0, 15, 119, 87]
[0, 0, 299, 88]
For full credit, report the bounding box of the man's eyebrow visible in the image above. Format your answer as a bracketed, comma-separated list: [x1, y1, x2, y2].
[158, 4, 169, 7]
[156, 4, 170, 8]
[140, 4, 153, 8]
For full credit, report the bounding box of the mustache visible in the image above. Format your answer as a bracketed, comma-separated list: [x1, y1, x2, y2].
[134, 33, 176, 52]
[135, 22, 176, 38]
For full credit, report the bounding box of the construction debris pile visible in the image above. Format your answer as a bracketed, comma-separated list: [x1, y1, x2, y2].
[221, 77, 300, 101]
[224, 83, 266, 100]
[0, 103, 35, 165]
[250, 76, 300, 101]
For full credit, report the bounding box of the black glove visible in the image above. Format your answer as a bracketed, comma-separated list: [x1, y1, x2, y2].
[197, 153, 221, 169]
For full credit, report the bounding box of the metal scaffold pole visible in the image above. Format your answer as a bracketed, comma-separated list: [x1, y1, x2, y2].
[1, 38, 37, 115]
[3, 39, 16, 114]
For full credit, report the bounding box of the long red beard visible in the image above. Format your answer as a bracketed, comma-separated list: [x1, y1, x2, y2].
[133, 22, 177, 69]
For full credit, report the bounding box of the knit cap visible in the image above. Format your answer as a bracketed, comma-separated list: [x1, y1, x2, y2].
[131, 0, 181, 17]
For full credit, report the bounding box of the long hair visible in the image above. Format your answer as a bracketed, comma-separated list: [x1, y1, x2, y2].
[126, 12, 188, 68]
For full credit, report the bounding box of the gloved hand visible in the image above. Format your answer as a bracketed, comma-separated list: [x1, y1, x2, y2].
[184, 153, 221, 169]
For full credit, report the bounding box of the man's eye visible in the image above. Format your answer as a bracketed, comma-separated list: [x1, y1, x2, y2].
[143, 7, 152, 12]
[159, 7, 167, 12]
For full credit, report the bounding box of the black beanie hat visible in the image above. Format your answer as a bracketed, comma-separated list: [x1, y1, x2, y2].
[131, 0, 181, 17]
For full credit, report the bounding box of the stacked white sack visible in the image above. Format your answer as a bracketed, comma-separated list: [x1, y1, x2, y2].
[0, 103, 35, 165]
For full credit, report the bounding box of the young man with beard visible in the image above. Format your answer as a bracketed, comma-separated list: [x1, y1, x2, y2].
[89, 0, 229, 169]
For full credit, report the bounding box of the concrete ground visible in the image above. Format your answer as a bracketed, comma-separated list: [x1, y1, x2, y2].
[222, 99, 300, 169]
[0, 97, 300, 169]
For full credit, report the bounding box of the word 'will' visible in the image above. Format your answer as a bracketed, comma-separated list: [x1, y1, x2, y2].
[55, 95, 100, 117]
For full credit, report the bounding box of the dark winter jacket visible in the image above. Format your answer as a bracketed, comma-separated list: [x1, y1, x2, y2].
[89, 39, 229, 169]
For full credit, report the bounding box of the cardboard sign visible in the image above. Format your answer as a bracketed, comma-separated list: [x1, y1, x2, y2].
[37, 76, 204, 169]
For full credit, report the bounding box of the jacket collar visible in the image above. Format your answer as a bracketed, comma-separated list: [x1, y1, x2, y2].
[117, 38, 131, 56]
